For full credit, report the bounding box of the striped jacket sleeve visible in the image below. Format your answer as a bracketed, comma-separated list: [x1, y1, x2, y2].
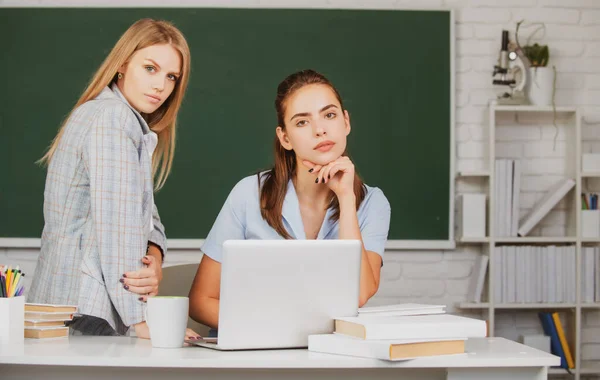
[83, 103, 146, 327]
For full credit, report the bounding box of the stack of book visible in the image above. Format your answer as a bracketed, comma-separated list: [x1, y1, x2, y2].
[24, 303, 77, 339]
[308, 304, 487, 361]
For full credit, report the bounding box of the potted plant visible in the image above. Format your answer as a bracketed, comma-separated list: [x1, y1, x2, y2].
[516, 21, 555, 106]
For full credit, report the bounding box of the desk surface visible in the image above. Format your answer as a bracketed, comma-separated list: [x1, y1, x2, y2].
[0, 337, 559, 369]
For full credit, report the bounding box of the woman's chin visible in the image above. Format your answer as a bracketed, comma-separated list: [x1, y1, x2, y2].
[308, 151, 342, 166]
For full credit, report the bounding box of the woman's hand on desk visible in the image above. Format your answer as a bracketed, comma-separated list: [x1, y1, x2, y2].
[133, 322, 202, 342]
[122, 255, 162, 301]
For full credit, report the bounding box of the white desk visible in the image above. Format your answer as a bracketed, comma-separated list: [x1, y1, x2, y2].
[0, 336, 560, 380]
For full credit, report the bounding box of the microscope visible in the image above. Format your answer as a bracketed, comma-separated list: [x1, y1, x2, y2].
[493, 30, 528, 105]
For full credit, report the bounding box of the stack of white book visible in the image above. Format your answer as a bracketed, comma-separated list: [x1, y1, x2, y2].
[24, 303, 77, 339]
[308, 304, 487, 361]
[581, 247, 600, 303]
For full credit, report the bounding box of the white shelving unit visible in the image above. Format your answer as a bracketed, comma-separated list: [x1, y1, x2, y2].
[455, 104, 599, 380]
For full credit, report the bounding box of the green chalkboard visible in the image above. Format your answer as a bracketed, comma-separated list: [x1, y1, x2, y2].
[0, 8, 452, 241]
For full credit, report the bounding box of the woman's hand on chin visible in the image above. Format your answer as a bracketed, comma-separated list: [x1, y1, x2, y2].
[302, 156, 355, 198]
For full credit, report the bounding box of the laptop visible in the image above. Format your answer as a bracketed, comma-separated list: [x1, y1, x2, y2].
[190, 239, 361, 350]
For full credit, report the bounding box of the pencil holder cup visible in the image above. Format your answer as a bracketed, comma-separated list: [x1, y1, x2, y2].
[0, 296, 25, 344]
[582, 210, 600, 238]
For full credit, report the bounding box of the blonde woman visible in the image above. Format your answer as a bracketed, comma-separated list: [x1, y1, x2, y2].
[29, 19, 194, 339]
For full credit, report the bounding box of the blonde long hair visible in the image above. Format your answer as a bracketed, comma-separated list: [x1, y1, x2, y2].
[39, 18, 191, 191]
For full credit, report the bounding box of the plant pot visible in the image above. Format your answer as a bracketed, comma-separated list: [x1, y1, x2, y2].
[526, 66, 555, 106]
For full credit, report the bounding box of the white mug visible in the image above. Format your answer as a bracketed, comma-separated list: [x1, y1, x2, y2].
[146, 296, 189, 348]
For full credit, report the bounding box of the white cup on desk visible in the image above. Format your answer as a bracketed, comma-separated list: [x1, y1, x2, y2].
[146, 296, 188, 348]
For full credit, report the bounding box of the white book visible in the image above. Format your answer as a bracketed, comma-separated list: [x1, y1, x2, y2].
[569, 247, 576, 303]
[508, 246, 516, 303]
[522, 247, 529, 303]
[585, 247, 595, 303]
[495, 160, 502, 237]
[505, 160, 513, 238]
[499, 160, 507, 237]
[538, 246, 544, 303]
[358, 303, 446, 317]
[501, 246, 508, 304]
[494, 247, 503, 304]
[558, 247, 564, 303]
[467, 255, 489, 303]
[334, 314, 487, 341]
[517, 178, 575, 236]
[308, 334, 466, 361]
[516, 247, 524, 303]
[24, 326, 70, 331]
[596, 248, 600, 303]
[542, 247, 548, 303]
[511, 160, 521, 237]
[551, 246, 558, 303]
[457, 194, 487, 238]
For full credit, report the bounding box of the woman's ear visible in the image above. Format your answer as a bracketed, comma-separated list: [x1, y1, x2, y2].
[344, 109, 351, 136]
[276, 126, 293, 151]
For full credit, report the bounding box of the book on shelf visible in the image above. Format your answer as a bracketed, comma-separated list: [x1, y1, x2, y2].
[551, 312, 574, 369]
[538, 312, 571, 369]
[308, 334, 466, 361]
[494, 159, 522, 237]
[467, 254, 488, 303]
[494, 245, 575, 304]
[517, 178, 575, 237]
[334, 314, 487, 341]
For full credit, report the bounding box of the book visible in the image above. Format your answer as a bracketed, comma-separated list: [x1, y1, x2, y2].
[517, 178, 575, 237]
[551, 312, 574, 369]
[24, 320, 67, 328]
[456, 194, 486, 239]
[334, 314, 487, 340]
[538, 312, 567, 369]
[308, 334, 466, 361]
[24, 303, 77, 313]
[358, 303, 445, 317]
[467, 254, 488, 303]
[24, 312, 74, 321]
[24, 326, 69, 339]
[511, 160, 521, 237]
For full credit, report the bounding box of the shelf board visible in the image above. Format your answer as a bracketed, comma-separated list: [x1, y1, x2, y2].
[457, 171, 490, 177]
[492, 105, 577, 113]
[494, 237, 577, 243]
[459, 303, 577, 309]
[548, 368, 570, 375]
[457, 237, 490, 244]
[581, 172, 600, 178]
[581, 303, 600, 309]
[581, 238, 600, 243]
[580, 361, 600, 374]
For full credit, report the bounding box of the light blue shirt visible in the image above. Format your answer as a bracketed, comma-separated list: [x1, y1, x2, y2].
[201, 173, 391, 263]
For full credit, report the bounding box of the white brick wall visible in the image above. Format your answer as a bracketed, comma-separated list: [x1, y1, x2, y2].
[1, 0, 599, 376]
